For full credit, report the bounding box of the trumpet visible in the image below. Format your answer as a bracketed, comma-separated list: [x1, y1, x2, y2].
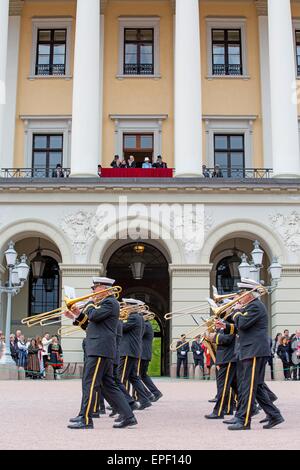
[164, 302, 211, 321]
[21, 286, 122, 327]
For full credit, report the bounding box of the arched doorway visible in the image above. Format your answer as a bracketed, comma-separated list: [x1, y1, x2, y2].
[106, 242, 170, 375]
[210, 236, 272, 330]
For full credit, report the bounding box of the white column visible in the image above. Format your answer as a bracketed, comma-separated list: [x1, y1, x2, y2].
[71, 0, 101, 177]
[174, 0, 202, 177]
[258, 15, 272, 169]
[268, 0, 300, 177]
[1, 16, 21, 170]
[0, 0, 10, 170]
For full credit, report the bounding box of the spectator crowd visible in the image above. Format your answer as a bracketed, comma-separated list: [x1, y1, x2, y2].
[0, 329, 63, 380]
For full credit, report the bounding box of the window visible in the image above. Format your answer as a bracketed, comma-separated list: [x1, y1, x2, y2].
[118, 17, 160, 78]
[29, 257, 60, 316]
[296, 30, 300, 76]
[212, 29, 242, 75]
[214, 134, 245, 177]
[30, 18, 72, 78]
[36, 29, 66, 76]
[206, 18, 248, 78]
[32, 134, 63, 177]
[124, 29, 154, 75]
[123, 133, 154, 166]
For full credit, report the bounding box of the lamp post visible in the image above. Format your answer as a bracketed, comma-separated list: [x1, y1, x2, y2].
[238, 240, 282, 291]
[0, 241, 30, 365]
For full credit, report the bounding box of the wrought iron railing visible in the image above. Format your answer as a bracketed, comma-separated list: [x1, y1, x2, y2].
[0, 168, 70, 178]
[35, 63, 66, 76]
[124, 63, 154, 75]
[212, 64, 243, 76]
[204, 168, 273, 178]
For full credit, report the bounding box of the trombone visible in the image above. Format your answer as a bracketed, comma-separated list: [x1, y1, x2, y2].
[164, 303, 212, 321]
[21, 286, 122, 327]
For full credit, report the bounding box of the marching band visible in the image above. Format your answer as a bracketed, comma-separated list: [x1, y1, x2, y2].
[21, 274, 285, 432]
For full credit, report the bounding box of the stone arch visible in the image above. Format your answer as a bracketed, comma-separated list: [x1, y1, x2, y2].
[200, 219, 286, 265]
[88, 215, 184, 266]
[0, 219, 72, 264]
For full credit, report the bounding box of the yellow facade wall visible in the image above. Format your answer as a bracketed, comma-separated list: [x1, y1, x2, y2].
[13, 0, 265, 170]
[14, 1, 75, 167]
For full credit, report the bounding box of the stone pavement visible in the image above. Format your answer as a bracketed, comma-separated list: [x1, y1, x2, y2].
[0, 379, 299, 450]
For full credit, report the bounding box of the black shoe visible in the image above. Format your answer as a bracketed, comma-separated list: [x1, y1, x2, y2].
[106, 405, 112, 411]
[114, 415, 125, 423]
[109, 410, 118, 418]
[259, 417, 270, 424]
[69, 415, 83, 423]
[68, 420, 93, 429]
[113, 416, 138, 429]
[152, 392, 163, 402]
[223, 417, 238, 425]
[263, 416, 284, 429]
[130, 402, 140, 411]
[205, 413, 224, 420]
[228, 422, 251, 431]
[208, 398, 217, 403]
[138, 401, 152, 410]
[92, 412, 100, 418]
[148, 394, 156, 402]
[99, 408, 106, 415]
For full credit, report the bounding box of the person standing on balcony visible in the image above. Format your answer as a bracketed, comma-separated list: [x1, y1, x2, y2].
[120, 159, 127, 168]
[142, 157, 152, 168]
[152, 156, 167, 168]
[202, 165, 210, 178]
[110, 155, 120, 168]
[52, 164, 64, 178]
[127, 156, 136, 168]
[212, 165, 223, 178]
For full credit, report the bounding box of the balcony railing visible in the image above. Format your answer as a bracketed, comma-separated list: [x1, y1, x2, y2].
[35, 63, 66, 76]
[212, 64, 243, 76]
[0, 167, 274, 179]
[0, 168, 70, 178]
[124, 63, 154, 75]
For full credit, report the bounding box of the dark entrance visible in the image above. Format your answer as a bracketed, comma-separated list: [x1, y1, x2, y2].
[106, 242, 170, 375]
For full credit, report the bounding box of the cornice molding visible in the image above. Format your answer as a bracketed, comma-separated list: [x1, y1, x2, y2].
[59, 264, 104, 276]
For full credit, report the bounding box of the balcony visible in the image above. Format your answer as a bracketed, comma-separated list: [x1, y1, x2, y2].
[0, 167, 273, 179]
[35, 64, 66, 76]
[123, 64, 154, 75]
[212, 64, 243, 76]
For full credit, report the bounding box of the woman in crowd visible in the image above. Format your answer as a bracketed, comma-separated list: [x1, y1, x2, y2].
[277, 337, 291, 380]
[10, 334, 19, 364]
[36, 336, 46, 378]
[27, 338, 40, 379]
[203, 345, 212, 380]
[17, 334, 28, 370]
[272, 332, 282, 356]
[48, 336, 63, 380]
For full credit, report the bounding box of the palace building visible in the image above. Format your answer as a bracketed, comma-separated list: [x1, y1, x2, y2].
[1, 0, 300, 376]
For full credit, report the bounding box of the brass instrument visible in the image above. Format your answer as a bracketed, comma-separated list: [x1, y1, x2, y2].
[169, 283, 267, 352]
[212, 285, 238, 303]
[143, 311, 155, 321]
[21, 286, 122, 327]
[164, 302, 211, 321]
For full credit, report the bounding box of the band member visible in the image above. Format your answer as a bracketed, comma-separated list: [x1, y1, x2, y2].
[176, 334, 190, 378]
[139, 316, 163, 401]
[191, 335, 205, 377]
[66, 277, 137, 429]
[224, 280, 284, 430]
[118, 299, 152, 410]
[205, 321, 237, 420]
[109, 318, 126, 417]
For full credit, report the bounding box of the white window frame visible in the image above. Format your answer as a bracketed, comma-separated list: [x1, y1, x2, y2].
[117, 17, 161, 79]
[109, 114, 168, 157]
[206, 17, 249, 79]
[203, 115, 257, 169]
[19, 115, 72, 169]
[29, 17, 73, 79]
[293, 19, 300, 78]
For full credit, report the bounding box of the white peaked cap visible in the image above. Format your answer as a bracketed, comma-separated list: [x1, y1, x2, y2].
[123, 298, 145, 306]
[92, 277, 115, 286]
[237, 278, 261, 290]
